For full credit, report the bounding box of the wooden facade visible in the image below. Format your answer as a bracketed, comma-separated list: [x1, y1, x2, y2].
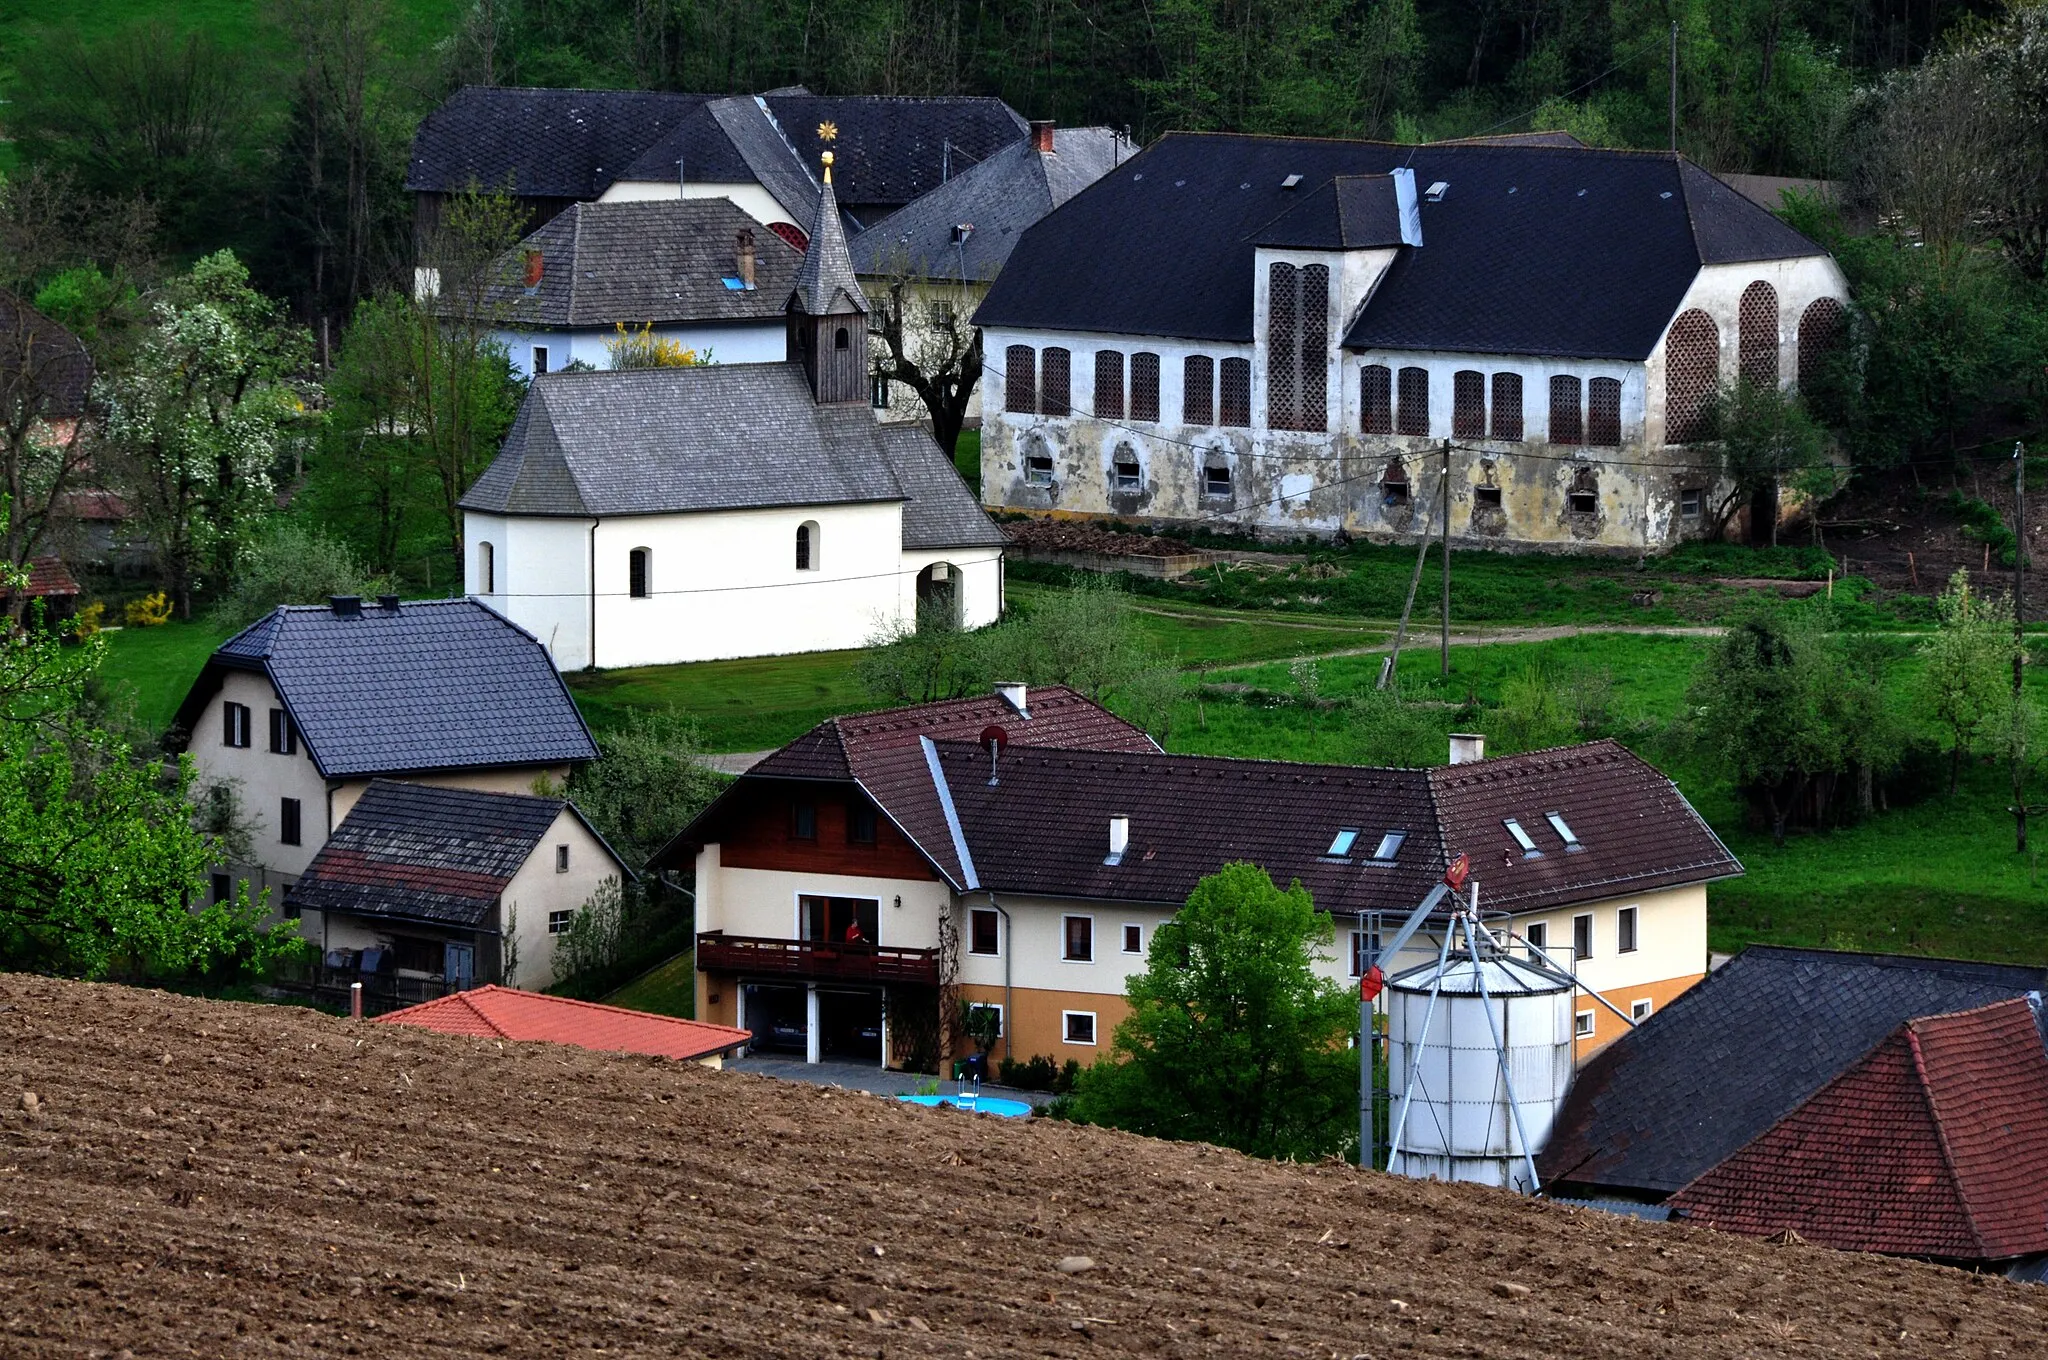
[712, 781, 939, 880]
[791, 310, 869, 405]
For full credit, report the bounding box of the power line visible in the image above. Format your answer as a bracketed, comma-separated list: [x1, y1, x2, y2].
[486, 559, 986, 600]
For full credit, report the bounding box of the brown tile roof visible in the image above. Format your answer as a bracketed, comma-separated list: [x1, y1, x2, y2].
[12, 556, 80, 599]
[377, 985, 750, 1062]
[1668, 999, 2048, 1263]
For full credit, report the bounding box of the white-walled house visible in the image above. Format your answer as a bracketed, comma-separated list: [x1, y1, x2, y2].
[461, 175, 1006, 671]
[973, 133, 1853, 552]
[168, 596, 600, 919]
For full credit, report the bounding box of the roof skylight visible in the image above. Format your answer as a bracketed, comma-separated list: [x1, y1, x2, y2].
[1545, 811, 1582, 850]
[1326, 828, 1359, 857]
[1372, 831, 1406, 862]
[1503, 817, 1542, 858]
[1425, 181, 1449, 201]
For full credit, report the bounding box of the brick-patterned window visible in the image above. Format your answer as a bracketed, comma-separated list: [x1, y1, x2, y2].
[1094, 350, 1124, 420]
[1797, 297, 1846, 391]
[1397, 366, 1429, 436]
[1452, 370, 1485, 439]
[1297, 265, 1328, 430]
[1663, 309, 1718, 443]
[1041, 347, 1072, 417]
[1549, 375, 1583, 446]
[1005, 345, 1035, 414]
[1489, 372, 1523, 440]
[1739, 280, 1779, 386]
[1267, 262, 1299, 429]
[1131, 352, 1161, 421]
[1220, 358, 1251, 427]
[1183, 355, 1214, 425]
[1361, 364, 1393, 434]
[1587, 377, 1622, 446]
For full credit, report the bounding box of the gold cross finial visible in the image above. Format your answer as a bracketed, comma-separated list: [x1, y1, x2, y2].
[818, 120, 838, 143]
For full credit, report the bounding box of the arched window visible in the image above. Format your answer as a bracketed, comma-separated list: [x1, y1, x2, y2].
[1111, 443, 1142, 491]
[476, 541, 495, 594]
[1219, 358, 1251, 428]
[1041, 347, 1072, 417]
[1265, 263, 1328, 432]
[1396, 366, 1429, 436]
[1489, 373, 1523, 440]
[1381, 459, 1410, 506]
[834, 326, 850, 351]
[1130, 352, 1161, 422]
[1452, 370, 1485, 439]
[1797, 297, 1846, 391]
[1663, 309, 1719, 444]
[1183, 355, 1214, 425]
[628, 547, 651, 599]
[1739, 280, 1779, 386]
[1587, 377, 1622, 446]
[1550, 375, 1583, 446]
[1360, 364, 1393, 434]
[1005, 345, 1036, 414]
[796, 521, 820, 571]
[1094, 350, 1125, 419]
[1567, 466, 1599, 515]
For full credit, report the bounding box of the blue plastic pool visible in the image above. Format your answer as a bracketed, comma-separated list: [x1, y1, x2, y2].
[896, 1093, 1033, 1118]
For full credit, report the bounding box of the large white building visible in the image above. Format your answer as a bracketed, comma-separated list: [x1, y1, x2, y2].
[460, 174, 1006, 670]
[973, 133, 1853, 552]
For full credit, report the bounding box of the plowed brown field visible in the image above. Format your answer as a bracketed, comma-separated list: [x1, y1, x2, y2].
[1, 974, 2040, 1358]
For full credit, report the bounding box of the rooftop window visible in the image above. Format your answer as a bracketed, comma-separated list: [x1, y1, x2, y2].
[1372, 831, 1406, 862]
[1326, 828, 1360, 857]
[1545, 811, 1582, 850]
[1425, 181, 1449, 202]
[1503, 817, 1541, 858]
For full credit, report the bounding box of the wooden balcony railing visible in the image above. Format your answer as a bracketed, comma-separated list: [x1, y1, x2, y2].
[696, 931, 940, 985]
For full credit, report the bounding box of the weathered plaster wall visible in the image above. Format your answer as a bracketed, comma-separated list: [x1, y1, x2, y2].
[598, 180, 804, 232]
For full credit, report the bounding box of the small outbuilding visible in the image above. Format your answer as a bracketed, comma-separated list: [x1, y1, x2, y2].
[377, 985, 750, 1067]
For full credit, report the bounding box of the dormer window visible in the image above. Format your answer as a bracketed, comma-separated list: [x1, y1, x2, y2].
[1504, 817, 1541, 857]
[1326, 828, 1360, 857]
[1371, 831, 1406, 862]
[1546, 811, 1582, 850]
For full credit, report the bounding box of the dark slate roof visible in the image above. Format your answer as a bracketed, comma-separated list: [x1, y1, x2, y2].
[930, 737, 1732, 909]
[656, 686, 1157, 881]
[0, 294, 92, 420]
[705, 96, 823, 221]
[287, 781, 598, 929]
[851, 127, 1131, 283]
[762, 95, 1028, 215]
[1668, 998, 2048, 1263]
[1537, 946, 2048, 1199]
[974, 132, 1826, 359]
[486, 198, 802, 328]
[1249, 175, 1407, 249]
[406, 87, 715, 198]
[171, 599, 598, 778]
[789, 178, 868, 315]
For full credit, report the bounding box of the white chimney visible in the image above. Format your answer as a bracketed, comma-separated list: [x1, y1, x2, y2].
[1449, 733, 1486, 765]
[996, 681, 1029, 717]
[1107, 815, 1130, 864]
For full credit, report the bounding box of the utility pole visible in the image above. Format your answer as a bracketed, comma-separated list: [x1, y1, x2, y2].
[1669, 22, 1679, 153]
[2015, 441, 2032, 853]
[1440, 440, 1452, 678]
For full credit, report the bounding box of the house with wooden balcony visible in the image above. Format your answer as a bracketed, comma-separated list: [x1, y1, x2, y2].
[653, 684, 1738, 1072]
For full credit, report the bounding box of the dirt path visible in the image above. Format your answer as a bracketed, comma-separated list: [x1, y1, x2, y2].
[1, 975, 2039, 1359]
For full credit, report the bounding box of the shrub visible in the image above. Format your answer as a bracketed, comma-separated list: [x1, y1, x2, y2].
[124, 592, 171, 627]
[70, 601, 105, 637]
[605, 323, 709, 369]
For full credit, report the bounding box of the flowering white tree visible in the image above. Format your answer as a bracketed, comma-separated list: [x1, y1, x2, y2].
[100, 251, 310, 616]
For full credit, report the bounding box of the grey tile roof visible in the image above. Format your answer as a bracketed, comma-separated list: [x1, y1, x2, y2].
[461, 365, 1002, 549]
[406, 87, 716, 198]
[974, 132, 1827, 359]
[851, 127, 1131, 283]
[176, 598, 599, 778]
[488, 198, 804, 329]
[763, 95, 1029, 215]
[704, 96, 823, 222]
[789, 178, 868, 316]
[1537, 946, 2048, 1199]
[0, 293, 92, 420]
[286, 780, 574, 929]
[1250, 175, 1407, 249]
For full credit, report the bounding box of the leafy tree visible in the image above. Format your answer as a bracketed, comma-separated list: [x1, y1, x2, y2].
[565, 708, 724, 870]
[855, 599, 992, 704]
[982, 576, 1156, 701]
[1918, 569, 2016, 795]
[554, 875, 626, 984]
[1065, 863, 1358, 1161]
[210, 521, 389, 628]
[1345, 685, 1448, 767]
[99, 251, 312, 617]
[1704, 378, 1833, 546]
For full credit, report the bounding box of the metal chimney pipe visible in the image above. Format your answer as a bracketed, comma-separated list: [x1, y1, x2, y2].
[350, 981, 363, 1020]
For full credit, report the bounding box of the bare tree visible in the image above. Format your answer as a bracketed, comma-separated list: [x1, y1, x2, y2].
[867, 247, 985, 457]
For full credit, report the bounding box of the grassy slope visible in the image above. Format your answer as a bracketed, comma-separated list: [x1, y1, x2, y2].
[600, 948, 696, 1018]
[96, 620, 233, 735]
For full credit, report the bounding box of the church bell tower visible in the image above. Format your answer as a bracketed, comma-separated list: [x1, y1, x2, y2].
[788, 124, 871, 405]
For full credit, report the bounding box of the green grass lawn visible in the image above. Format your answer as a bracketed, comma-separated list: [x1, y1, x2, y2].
[600, 948, 696, 1019]
[95, 620, 233, 737]
[953, 428, 981, 495]
[568, 648, 874, 751]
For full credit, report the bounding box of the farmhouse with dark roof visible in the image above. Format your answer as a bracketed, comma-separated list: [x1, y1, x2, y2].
[656, 686, 1734, 1069]
[169, 595, 598, 919]
[973, 132, 1852, 552]
[460, 171, 1004, 670]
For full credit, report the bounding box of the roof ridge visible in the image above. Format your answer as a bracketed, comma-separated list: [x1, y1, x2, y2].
[1903, 1022, 1991, 1258]
[477, 984, 747, 1034]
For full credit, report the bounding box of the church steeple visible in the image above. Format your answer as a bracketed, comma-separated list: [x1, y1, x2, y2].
[788, 124, 870, 405]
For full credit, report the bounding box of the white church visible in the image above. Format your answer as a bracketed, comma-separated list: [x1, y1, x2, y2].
[460, 157, 1006, 671]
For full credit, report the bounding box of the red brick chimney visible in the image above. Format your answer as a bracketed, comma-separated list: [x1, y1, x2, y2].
[736, 229, 756, 289]
[523, 249, 544, 288]
[1030, 119, 1055, 153]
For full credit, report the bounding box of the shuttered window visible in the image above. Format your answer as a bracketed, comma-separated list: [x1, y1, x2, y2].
[1452, 370, 1485, 439]
[1040, 347, 1072, 416]
[1265, 263, 1329, 432]
[1130, 352, 1161, 421]
[1183, 355, 1214, 425]
[1489, 373, 1523, 440]
[1004, 345, 1035, 414]
[1361, 365, 1393, 434]
[1550, 375, 1583, 446]
[1587, 377, 1622, 446]
[1094, 350, 1124, 420]
[1220, 358, 1251, 428]
[1396, 367, 1429, 436]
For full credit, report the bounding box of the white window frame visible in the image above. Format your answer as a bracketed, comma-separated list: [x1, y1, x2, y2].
[1371, 830, 1406, 862]
[628, 546, 653, 599]
[1525, 920, 1548, 953]
[1545, 810, 1580, 850]
[1617, 905, 1639, 954]
[1504, 817, 1541, 857]
[1572, 912, 1594, 963]
[222, 701, 251, 749]
[965, 1000, 1004, 1037]
[968, 907, 1001, 956]
[1062, 1010, 1098, 1045]
[1061, 914, 1095, 963]
[1121, 923, 1143, 954]
[1630, 998, 1654, 1022]
[1574, 1010, 1596, 1038]
[556, 844, 570, 873]
[547, 910, 575, 935]
[531, 344, 549, 375]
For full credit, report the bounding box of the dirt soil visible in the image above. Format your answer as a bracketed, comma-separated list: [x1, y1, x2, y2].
[1006, 520, 1198, 557]
[3, 975, 2042, 1359]
[1821, 460, 2045, 617]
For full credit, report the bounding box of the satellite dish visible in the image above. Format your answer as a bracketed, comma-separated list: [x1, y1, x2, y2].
[979, 724, 1010, 749]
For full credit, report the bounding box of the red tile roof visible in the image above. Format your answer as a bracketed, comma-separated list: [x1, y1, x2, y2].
[376, 986, 750, 1063]
[10, 556, 80, 598]
[1668, 998, 2048, 1263]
